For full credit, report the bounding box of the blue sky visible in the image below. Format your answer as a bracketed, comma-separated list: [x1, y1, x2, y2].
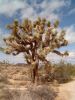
[0, 0, 75, 64]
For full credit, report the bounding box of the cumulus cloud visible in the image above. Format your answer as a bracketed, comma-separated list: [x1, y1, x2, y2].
[65, 24, 75, 44]
[40, 0, 70, 12]
[0, 29, 9, 47]
[20, 0, 71, 20]
[0, 29, 6, 47]
[46, 51, 75, 64]
[0, 0, 71, 20]
[0, 52, 25, 64]
[0, 0, 25, 17]
[69, 52, 75, 57]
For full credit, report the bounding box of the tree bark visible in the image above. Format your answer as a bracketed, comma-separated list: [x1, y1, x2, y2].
[31, 58, 39, 83]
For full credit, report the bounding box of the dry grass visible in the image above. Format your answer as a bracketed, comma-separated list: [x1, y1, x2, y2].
[38, 61, 75, 83]
[0, 61, 75, 100]
[0, 85, 57, 100]
[0, 62, 57, 100]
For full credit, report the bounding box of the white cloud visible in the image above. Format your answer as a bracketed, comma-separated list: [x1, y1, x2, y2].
[21, 6, 36, 20]
[0, 29, 10, 47]
[0, 52, 25, 64]
[65, 24, 75, 43]
[0, 0, 71, 20]
[0, 29, 6, 47]
[46, 51, 75, 64]
[41, 0, 70, 12]
[69, 52, 75, 57]
[20, 0, 71, 21]
[0, 0, 25, 17]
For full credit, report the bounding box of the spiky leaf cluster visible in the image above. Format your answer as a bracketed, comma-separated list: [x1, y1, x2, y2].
[3, 18, 69, 64]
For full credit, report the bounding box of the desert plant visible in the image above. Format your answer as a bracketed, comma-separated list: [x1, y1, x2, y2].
[0, 85, 57, 100]
[46, 61, 73, 83]
[1, 17, 69, 83]
[39, 61, 75, 83]
[0, 73, 8, 84]
[53, 66, 72, 83]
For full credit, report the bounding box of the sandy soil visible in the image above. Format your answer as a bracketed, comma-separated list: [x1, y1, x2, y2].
[0, 63, 75, 100]
[0, 63, 57, 100]
[56, 80, 75, 100]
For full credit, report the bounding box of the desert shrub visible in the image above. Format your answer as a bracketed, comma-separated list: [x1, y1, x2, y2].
[41, 61, 74, 83]
[49, 61, 74, 83]
[0, 73, 8, 84]
[0, 85, 57, 100]
[0, 88, 12, 100]
[64, 63, 75, 76]
[52, 66, 72, 83]
[27, 85, 57, 100]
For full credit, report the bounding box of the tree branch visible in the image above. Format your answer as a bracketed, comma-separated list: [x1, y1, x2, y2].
[52, 50, 63, 56]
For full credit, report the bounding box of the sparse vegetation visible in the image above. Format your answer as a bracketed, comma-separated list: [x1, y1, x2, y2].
[0, 61, 75, 100]
[41, 61, 75, 83]
[0, 85, 57, 100]
[52, 63, 72, 83]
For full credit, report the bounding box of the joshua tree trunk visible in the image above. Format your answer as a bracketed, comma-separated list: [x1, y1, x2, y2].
[31, 53, 39, 83]
[31, 61, 39, 83]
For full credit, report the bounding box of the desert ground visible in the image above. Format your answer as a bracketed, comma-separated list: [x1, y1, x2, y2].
[56, 80, 75, 100]
[0, 62, 75, 100]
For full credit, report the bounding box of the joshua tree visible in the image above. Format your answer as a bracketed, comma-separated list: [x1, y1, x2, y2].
[2, 17, 69, 83]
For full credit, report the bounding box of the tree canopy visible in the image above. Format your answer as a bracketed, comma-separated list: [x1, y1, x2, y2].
[4, 18, 68, 62]
[3, 17, 69, 82]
